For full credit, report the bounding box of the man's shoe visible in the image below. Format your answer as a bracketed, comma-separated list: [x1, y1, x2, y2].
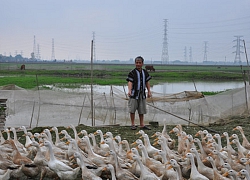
[131, 125, 137, 130]
[141, 126, 151, 130]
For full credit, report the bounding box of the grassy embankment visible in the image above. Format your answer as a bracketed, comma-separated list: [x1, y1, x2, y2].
[0, 63, 248, 95]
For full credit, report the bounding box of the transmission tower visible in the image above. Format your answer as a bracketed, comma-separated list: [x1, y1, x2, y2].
[37, 44, 40, 60]
[203, 41, 208, 62]
[233, 36, 243, 63]
[32, 35, 36, 60]
[189, 47, 192, 62]
[184, 46, 187, 61]
[51, 38, 55, 61]
[92, 31, 96, 61]
[161, 19, 169, 64]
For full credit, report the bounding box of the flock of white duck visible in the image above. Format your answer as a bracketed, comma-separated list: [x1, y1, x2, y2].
[0, 123, 250, 180]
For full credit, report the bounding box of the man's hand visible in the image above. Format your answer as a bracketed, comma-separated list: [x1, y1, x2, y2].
[147, 91, 152, 98]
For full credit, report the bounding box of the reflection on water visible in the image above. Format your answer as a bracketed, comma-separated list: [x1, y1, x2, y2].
[44, 81, 245, 95]
[91, 81, 245, 94]
[152, 81, 245, 94]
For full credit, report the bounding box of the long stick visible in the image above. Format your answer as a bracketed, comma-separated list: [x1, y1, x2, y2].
[192, 78, 197, 91]
[243, 40, 250, 85]
[78, 94, 86, 125]
[35, 74, 40, 127]
[240, 65, 249, 114]
[29, 101, 35, 128]
[90, 40, 94, 126]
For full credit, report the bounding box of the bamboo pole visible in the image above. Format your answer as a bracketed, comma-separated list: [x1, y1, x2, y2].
[240, 66, 249, 114]
[103, 93, 108, 107]
[90, 40, 94, 126]
[110, 85, 116, 124]
[35, 74, 41, 127]
[243, 40, 250, 85]
[93, 102, 95, 126]
[123, 85, 128, 99]
[29, 101, 35, 128]
[78, 94, 86, 125]
[192, 78, 197, 92]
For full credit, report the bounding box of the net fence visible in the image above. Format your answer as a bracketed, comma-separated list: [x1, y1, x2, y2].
[0, 84, 249, 129]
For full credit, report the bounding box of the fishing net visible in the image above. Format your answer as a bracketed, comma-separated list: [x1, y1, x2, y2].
[0, 84, 249, 129]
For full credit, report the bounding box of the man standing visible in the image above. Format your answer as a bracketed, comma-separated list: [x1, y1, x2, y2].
[126, 56, 152, 130]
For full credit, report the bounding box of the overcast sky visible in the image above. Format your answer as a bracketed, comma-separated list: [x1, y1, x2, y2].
[1, 0, 250, 62]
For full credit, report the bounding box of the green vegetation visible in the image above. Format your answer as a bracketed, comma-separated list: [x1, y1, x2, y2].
[0, 63, 247, 92]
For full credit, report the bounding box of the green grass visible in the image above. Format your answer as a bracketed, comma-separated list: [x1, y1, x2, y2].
[201, 91, 225, 95]
[0, 63, 247, 90]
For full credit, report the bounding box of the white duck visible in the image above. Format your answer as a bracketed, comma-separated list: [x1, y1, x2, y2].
[42, 128, 54, 143]
[233, 126, 250, 150]
[204, 156, 231, 180]
[138, 143, 176, 180]
[0, 169, 12, 180]
[102, 164, 116, 180]
[167, 159, 184, 180]
[73, 151, 102, 180]
[10, 127, 27, 154]
[140, 133, 161, 160]
[192, 138, 208, 160]
[104, 131, 119, 151]
[94, 130, 110, 152]
[77, 129, 88, 138]
[131, 154, 160, 180]
[88, 133, 107, 156]
[43, 140, 80, 180]
[108, 150, 139, 180]
[221, 132, 237, 155]
[19, 126, 33, 149]
[185, 153, 209, 180]
[66, 138, 95, 169]
[114, 135, 127, 157]
[27, 141, 48, 166]
[189, 147, 214, 180]
[79, 136, 107, 167]
[213, 133, 223, 151]
[50, 126, 68, 150]
[0, 130, 6, 144]
[238, 169, 250, 180]
[67, 124, 79, 140]
[120, 139, 133, 160]
[222, 169, 239, 180]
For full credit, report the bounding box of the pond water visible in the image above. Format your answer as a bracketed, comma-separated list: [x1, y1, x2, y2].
[44, 81, 246, 94]
[152, 81, 245, 93]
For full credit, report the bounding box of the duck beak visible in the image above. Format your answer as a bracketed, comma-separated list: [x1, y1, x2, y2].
[222, 172, 229, 177]
[166, 165, 173, 170]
